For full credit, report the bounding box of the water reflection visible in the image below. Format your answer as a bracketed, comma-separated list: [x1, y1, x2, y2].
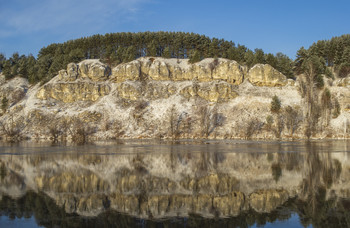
[0, 140, 349, 227]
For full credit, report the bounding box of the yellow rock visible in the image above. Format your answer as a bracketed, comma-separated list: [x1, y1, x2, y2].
[117, 83, 141, 101]
[111, 60, 141, 82]
[78, 59, 111, 82]
[36, 82, 110, 103]
[78, 111, 102, 122]
[181, 82, 238, 102]
[248, 64, 287, 87]
[111, 57, 245, 85]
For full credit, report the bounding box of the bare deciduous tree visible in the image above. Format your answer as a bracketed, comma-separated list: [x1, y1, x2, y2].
[47, 118, 69, 142]
[285, 106, 303, 137]
[244, 118, 264, 139]
[273, 115, 285, 139]
[0, 116, 25, 141]
[68, 117, 95, 144]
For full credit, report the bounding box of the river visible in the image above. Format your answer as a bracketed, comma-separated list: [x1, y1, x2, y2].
[0, 140, 349, 227]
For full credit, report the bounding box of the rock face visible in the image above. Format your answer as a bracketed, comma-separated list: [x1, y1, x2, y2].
[0, 75, 28, 113]
[58, 59, 111, 82]
[180, 82, 238, 102]
[248, 64, 287, 86]
[36, 82, 110, 103]
[78, 60, 111, 81]
[37, 60, 111, 103]
[36, 58, 290, 104]
[111, 58, 245, 85]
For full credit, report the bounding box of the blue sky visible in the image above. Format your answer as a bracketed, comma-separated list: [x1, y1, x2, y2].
[0, 0, 349, 59]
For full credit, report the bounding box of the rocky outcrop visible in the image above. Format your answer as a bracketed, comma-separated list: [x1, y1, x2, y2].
[180, 82, 238, 102]
[111, 58, 245, 85]
[37, 60, 111, 103]
[78, 60, 111, 81]
[78, 111, 102, 122]
[111, 60, 141, 82]
[117, 83, 141, 101]
[248, 64, 287, 86]
[35, 58, 290, 105]
[59, 59, 111, 82]
[36, 82, 110, 103]
[0, 75, 28, 108]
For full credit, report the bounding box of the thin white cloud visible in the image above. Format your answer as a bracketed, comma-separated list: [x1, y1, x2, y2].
[0, 0, 151, 37]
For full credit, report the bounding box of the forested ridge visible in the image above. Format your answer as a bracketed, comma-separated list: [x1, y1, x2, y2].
[0, 32, 349, 84]
[295, 34, 350, 77]
[0, 31, 294, 83]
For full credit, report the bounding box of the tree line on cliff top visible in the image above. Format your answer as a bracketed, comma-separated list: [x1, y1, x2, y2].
[0, 32, 350, 84]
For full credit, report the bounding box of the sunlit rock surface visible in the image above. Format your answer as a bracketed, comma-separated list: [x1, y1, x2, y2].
[110, 58, 245, 85]
[58, 59, 111, 82]
[247, 64, 287, 87]
[36, 82, 111, 102]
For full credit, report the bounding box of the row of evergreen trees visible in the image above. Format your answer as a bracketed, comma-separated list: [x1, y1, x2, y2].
[0, 32, 294, 84]
[2, 32, 350, 84]
[296, 34, 350, 77]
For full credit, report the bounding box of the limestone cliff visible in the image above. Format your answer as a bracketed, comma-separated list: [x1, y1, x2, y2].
[0, 57, 350, 140]
[248, 64, 287, 86]
[111, 58, 245, 85]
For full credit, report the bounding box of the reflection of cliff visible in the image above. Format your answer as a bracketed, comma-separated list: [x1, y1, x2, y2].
[0, 141, 349, 222]
[0, 190, 306, 228]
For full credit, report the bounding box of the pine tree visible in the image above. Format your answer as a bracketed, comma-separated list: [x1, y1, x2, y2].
[253, 48, 265, 65]
[275, 53, 294, 79]
[162, 47, 171, 58]
[265, 53, 277, 68]
[189, 50, 201, 63]
[26, 55, 37, 84]
[124, 46, 136, 62]
[244, 50, 255, 69]
[294, 47, 308, 74]
[147, 40, 157, 57]
[302, 55, 325, 89]
[270, 95, 281, 113]
[0, 53, 5, 72]
[2, 60, 13, 79]
[1, 96, 8, 113]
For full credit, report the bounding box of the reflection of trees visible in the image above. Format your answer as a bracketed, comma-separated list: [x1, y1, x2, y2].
[271, 163, 282, 183]
[196, 145, 226, 174]
[0, 161, 6, 180]
[295, 142, 346, 228]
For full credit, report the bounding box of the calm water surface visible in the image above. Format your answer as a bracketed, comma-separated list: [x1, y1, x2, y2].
[0, 140, 349, 227]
